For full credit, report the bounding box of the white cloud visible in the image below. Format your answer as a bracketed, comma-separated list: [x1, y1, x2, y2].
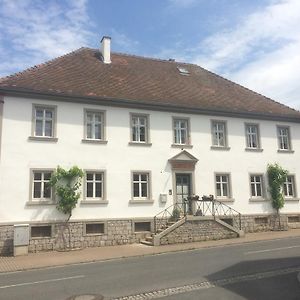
[0, 0, 94, 76]
[193, 0, 300, 109]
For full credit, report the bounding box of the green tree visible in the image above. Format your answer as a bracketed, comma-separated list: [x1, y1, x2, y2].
[49, 166, 84, 249]
[267, 163, 288, 229]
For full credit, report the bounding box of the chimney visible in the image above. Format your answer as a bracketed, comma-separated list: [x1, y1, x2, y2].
[100, 36, 111, 64]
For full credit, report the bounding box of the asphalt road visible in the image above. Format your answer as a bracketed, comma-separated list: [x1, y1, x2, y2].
[0, 236, 300, 300]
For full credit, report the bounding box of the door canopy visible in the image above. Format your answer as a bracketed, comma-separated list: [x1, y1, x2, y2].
[168, 150, 198, 171]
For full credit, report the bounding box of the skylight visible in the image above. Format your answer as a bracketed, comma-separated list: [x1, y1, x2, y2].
[177, 66, 190, 75]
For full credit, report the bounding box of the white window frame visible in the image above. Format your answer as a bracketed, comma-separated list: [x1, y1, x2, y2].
[173, 118, 190, 145]
[132, 172, 150, 200]
[84, 110, 105, 141]
[283, 175, 297, 199]
[211, 121, 227, 147]
[31, 170, 53, 201]
[33, 105, 56, 138]
[245, 124, 260, 149]
[250, 174, 264, 199]
[277, 126, 291, 150]
[85, 171, 104, 200]
[215, 173, 231, 199]
[131, 114, 149, 143]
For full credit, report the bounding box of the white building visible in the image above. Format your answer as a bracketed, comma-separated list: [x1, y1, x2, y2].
[0, 37, 300, 254]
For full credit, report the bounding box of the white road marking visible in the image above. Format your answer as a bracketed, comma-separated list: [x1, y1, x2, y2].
[0, 275, 85, 289]
[245, 245, 300, 255]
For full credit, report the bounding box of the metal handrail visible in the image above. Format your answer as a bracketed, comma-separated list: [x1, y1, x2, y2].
[153, 195, 242, 235]
[153, 201, 187, 234]
[193, 195, 242, 230]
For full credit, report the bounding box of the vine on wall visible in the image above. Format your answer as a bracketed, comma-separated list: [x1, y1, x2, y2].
[49, 166, 84, 221]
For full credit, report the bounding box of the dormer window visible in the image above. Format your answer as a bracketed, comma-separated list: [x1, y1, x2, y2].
[177, 66, 190, 75]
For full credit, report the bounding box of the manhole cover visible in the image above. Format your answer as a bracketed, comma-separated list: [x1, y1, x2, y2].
[66, 294, 104, 300]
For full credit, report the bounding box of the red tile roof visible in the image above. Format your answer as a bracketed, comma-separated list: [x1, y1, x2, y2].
[0, 47, 299, 121]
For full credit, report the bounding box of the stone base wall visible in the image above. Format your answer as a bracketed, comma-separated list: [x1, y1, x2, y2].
[241, 214, 289, 233]
[1, 213, 300, 255]
[0, 225, 13, 256]
[160, 220, 238, 245]
[0, 219, 151, 255]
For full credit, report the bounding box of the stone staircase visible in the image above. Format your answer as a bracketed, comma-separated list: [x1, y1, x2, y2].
[140, 221, 177, 246]
[140, 196, 245, 246]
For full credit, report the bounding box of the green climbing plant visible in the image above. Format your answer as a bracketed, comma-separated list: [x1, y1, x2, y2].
[267, 163, 288, 229]
[49, 166, 84, 221]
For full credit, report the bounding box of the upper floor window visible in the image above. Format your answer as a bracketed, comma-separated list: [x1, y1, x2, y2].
[34, 106, 55, 137]
[131, 114, 149, 143]
[245, 124, 260, 149]
[250, 175, 264, 198]
[215, 174, 231, 199]
[173, 118, 190, 145]
[85, 110, 104, 140]
[85, 171, 104, 200]
[283, 175, 296, 198]
[32, 170, 52, 200]
[277, 126, 291, 150]
[132, 172, 150, 199]
[212, 121, 227, 147]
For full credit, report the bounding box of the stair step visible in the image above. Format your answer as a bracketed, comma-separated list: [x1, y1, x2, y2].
[145, 236, 153, 242]
[140, 240, 153, 246]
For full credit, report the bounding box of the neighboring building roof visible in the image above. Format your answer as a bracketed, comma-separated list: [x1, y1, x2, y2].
[0, 47, 300, 122]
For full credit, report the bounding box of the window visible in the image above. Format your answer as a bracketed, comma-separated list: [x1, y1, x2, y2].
[31, 225, 52, 238]
[32, 171, 52, 200]
[283, 175, 296, 198]
[212, 121, 227, 147]
[173, 118, 189, 145]
[215, 174, 231, 198]
[85, 110, 104, 140]
[277, 126, 291, 150]
[131, 114, 149, 143]
[85, 223, 105, 235]
[245, 124, 260, 149]
[33, 106, 55, 137]
[132, 173, 150, 199]
[250, 175, 264, 198]
[134, 221, 151, 232]
[85, 171, 104, 199]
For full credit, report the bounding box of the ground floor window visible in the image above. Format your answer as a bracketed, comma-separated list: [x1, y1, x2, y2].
[283, 175, 296, 198]
[250, 175, 264, 198]
[85, 171, 104, 200]
[132, 172, 150, 199]
[32, 170, 52, 200]
[215, 174, 231, 199]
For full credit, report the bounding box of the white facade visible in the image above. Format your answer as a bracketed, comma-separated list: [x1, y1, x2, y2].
[0, 95, 300, 224]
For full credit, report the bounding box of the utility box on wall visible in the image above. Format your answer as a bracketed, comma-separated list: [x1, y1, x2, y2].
[14, 224, 29, 256]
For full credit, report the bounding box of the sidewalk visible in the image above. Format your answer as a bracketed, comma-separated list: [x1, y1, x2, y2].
[1, 229, 300, 273]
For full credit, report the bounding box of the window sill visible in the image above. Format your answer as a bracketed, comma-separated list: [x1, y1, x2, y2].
[84, 233, 105, 237]
[211, 146, 230, 151]
[277, 149, 294, 154]
[81, 139, 108, 144]
[284, 198, 300, 202]
[129, 199, 154, 204]
[80, 200, 108, 205]
[245, 148, 263, 152]
[249, 198, 268, 202]
[215, 198, 234, 202]
[128, 142, 152, 147]
[171, 144, 193, 149]
[26, 200, 56, 206]
[28, 136, 58, 142]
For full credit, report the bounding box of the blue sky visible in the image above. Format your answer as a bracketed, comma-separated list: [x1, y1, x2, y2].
[0, 0, 300, 109]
